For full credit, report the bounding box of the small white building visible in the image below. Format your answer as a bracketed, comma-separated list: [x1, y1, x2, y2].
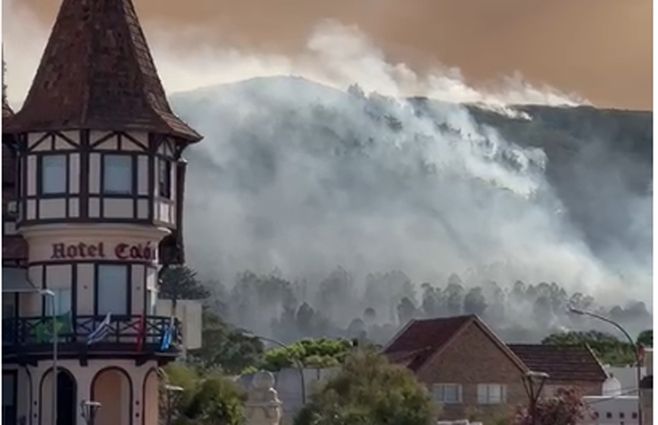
[584, 395, 639, 425]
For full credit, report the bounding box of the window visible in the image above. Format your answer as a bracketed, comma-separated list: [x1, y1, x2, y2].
[477, 384, 506, 404]
[97, 265, 129, 315]
[103, 155, 133, 194]
[41, 155, 67, 194]
[632, 412, 638, 419]
[158, 159, 171, 198]
[606, 412, 612, 419]
[432, 384, 462, 404]
[619, 412, 625, 419]
[45, 288, 71, 316]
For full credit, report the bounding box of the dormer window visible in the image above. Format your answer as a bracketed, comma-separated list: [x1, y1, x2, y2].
[41, 154, 67, 195]
[158, 158, 171, 198]
[103, 154, 133, 195]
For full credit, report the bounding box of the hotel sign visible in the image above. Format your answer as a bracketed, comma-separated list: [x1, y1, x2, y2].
[50, 242, 156, 261]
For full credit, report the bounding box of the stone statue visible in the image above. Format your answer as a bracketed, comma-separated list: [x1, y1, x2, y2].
[245, 371, 283, 425]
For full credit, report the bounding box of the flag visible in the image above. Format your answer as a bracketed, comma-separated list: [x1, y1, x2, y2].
[159, 317, 175, 351]
[87, 313, 112, 345]
[34, 312, 73, 343]
[136, 314, 146, 352]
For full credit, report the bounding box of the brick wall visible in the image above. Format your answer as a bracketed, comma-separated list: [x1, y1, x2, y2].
[414, 322, 527, 421]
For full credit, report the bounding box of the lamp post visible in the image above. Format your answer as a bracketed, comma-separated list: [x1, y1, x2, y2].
[80, 400, 101, 425]
[5, 284, 58, 424]
[164, 384, 184, 425]
[568, 306, 643, 425]
[245, 333, 307, 405]
[39, 289, 57, 425]
[522, 371, 549, 425]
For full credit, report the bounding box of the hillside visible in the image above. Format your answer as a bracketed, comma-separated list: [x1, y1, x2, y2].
[169, 76, 652, 339]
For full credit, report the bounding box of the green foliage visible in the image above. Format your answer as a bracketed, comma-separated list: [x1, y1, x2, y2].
[164, 363, 202, 408]
[163, 363, 245, 425]
[260, 338, 353, 372]
[542, 330, 636, 366]
[512, 387, 592, 425]
[181, 376, 246, 425]
[190, 310, 264, 374]
[160, 266, 211, 301]
[294, 350, 435, 425]
[637, 329, 652, 347]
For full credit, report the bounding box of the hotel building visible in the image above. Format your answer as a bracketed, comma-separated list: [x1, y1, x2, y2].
[2, 0, 202, 424]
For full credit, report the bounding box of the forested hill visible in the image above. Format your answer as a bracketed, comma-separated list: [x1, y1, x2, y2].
[169, 76, 651, 342]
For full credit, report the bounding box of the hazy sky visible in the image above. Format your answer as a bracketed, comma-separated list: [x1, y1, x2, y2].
[3, 0, 652, 110]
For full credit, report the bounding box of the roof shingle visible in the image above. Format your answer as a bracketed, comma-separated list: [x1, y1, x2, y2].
[383, 315, 474, 371]
[5, 0, 201, 142]
[508, 344, 608, 382]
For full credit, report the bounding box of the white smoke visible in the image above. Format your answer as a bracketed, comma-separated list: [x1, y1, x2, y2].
[172, 74, 646, 306]
[149, 20, 587, 108]
[3, 3, 648, 313]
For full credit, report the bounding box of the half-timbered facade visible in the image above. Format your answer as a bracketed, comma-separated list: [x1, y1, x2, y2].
[2, 1, 202, 424]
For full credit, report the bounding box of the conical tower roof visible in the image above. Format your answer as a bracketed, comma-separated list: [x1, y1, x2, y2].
[5, 0, 201, 142]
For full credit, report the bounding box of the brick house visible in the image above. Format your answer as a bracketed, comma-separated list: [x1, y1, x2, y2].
[383, 315, 529, 420]
[383, 315, 607, 421]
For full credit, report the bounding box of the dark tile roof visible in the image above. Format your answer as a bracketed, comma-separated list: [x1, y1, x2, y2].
[5, 0, 201, 142]
[508, 344, 607, 382]
[383, 315, 474, 371]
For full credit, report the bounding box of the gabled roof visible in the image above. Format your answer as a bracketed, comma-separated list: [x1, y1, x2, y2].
[508, 344, 608, 382]
[5, 0, 201, 142]
[383, 315, 528, 373]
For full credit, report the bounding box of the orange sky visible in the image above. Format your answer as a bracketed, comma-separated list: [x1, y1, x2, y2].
[4, 0, 652, 110]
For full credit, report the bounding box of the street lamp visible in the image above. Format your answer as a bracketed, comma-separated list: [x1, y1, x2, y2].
[245, 333, 307, 405]
[39, 289, 57, 425]
[522, 371, 549, 425]
[5, 285, 58, 424]
[567, 306, 643, 425]
[80, 400, 101, 425]
[164, 384, 184, 425]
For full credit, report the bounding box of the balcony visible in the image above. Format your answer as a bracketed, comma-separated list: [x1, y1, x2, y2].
[2, 315, 182, 364]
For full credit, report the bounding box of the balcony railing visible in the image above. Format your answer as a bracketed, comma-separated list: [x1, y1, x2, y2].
[2, 314, 182, 355]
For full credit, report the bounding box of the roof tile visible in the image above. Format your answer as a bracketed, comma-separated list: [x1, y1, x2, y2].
[508, 344, 608, 382]
[383, 315, 473, 371]
[5, 0, 201, 142]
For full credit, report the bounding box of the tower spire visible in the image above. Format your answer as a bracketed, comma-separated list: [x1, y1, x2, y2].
[5, 0, 200, 142]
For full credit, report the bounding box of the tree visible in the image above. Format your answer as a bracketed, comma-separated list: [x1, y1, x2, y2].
[260, 338, 353, 371]
[163, 363, 246, 425]
[464, 287, 487, 316]
[513, 387, 592, 425]
[181, 376, 245, 425]
[190, 310, 264, 374]
[637, 330, 652, 347]
[294, 350, 435, 425]
[445, 283, 464, 316]
[397, 297, 417, 325]
[160, 266, 211, 301]
[542, 330, 635, 365]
